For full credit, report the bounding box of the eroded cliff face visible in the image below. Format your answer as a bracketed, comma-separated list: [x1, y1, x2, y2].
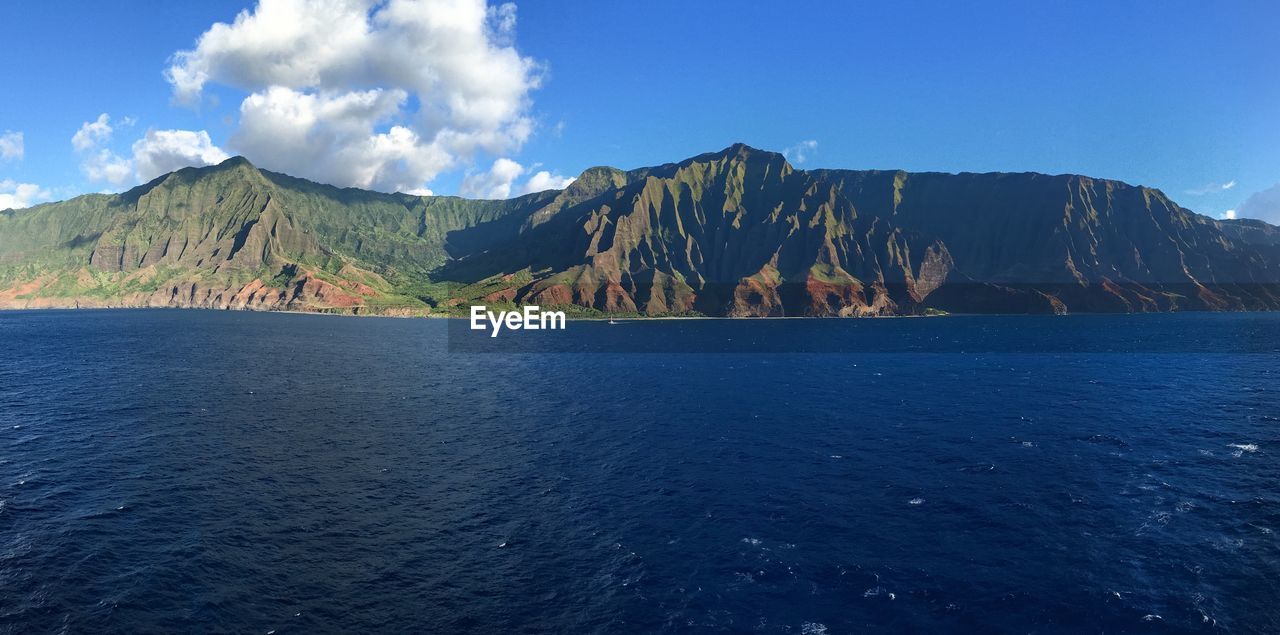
[447, 144, 964, 316]
[0, 157, 551, 315]
[813, 168, 1280, 313]
[443, 145, 1280, 316]
[0, 265, 415, 315]
[2, 145, 1279, 317]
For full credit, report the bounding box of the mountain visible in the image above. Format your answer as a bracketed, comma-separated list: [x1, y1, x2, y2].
[442, 144, 1280, 315]
[0, 158, 550, 313]
[2, 144, 1278, 316]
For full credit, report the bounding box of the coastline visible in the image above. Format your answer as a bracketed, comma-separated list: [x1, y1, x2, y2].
[3, 302, 1277, 320]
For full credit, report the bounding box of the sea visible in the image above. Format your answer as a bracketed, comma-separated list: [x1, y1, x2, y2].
[1, 309, 1278, 633]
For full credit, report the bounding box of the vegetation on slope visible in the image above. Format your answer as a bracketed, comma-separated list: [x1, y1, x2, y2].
[2, 146, 1278, 316]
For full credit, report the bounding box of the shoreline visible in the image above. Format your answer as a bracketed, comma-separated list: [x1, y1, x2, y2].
[2, 303, 1276, 320]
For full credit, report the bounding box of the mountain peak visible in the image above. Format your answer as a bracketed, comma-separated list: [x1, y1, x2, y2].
[120, 155, 266, 203]
[206, 156, 265, 179]
[567, 166, 629, 194]
[721, 142, 773, 160]
[218, 155, 256, 169]
[673, 143, 791, 173]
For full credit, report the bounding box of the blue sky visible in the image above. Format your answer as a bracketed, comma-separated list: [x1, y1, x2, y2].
[1, 0, 1277, 221]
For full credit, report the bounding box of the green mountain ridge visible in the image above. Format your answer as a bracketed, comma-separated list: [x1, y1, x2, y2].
[3, 144, 1278, 316]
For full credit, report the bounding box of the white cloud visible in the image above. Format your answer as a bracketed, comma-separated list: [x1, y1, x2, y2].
[73, 114, 132, 186]
[82, 149, 134, 186]
[0, 179, 51, 210]
[460, 157, 574, 198]
[782, 139, 818, 165]
[1237, 183, 1280, 225]
[487, 2, 517, 41]
[72, 114, 115, 152]
[73, 113, 228, 186]
[0, 131, 23, 161]
[1220, 209, 1237, 220]
[132, 129, 230, 182]
[522, 169, 574, 193]
[231, 86, 454, 192]
[166, 0, 543, 194]
[460, 157, 525, 198]
[1186, 180, 1238, 196]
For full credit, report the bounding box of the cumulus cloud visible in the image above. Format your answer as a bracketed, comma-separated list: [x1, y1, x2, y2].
[1237, 183, 1280, 225]
[460, 157, 573, 198]
[82, 149, 134, 186]
[232, 86, 453, 193]
[73, 114, 132, 186]
[0, 131, 23, 161]
[72, 114, 115, 152]
[1219, 209, 1237, 220]
[132, 129, 230, 182]
[166, 0, 543, 193]
[1185, 180, 1237, 196]
[0, 179, 51, 210]
[522, 168, 575, 193]
[73, 113, 228, 186]
[460, 157, 524, 198]
[782, 140, 818, 165]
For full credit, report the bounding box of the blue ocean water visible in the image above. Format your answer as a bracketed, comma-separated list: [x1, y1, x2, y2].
[1, 310, 1278, 633]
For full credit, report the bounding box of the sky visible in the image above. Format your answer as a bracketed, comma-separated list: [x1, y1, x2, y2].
[1, 0, 1278, 222]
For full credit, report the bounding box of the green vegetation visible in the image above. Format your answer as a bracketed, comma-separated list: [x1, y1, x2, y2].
[3, 144, 1278, 317]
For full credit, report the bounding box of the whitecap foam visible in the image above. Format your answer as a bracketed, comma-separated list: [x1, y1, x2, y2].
[741, 537, 761, 546]
[1228, 443, 1258, 454]
[801, 622, 828, 635]
[908, 498, 924, 505]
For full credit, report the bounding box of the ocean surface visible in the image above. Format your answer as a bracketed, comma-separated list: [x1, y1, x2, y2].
[2, 310, 1278, 633]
